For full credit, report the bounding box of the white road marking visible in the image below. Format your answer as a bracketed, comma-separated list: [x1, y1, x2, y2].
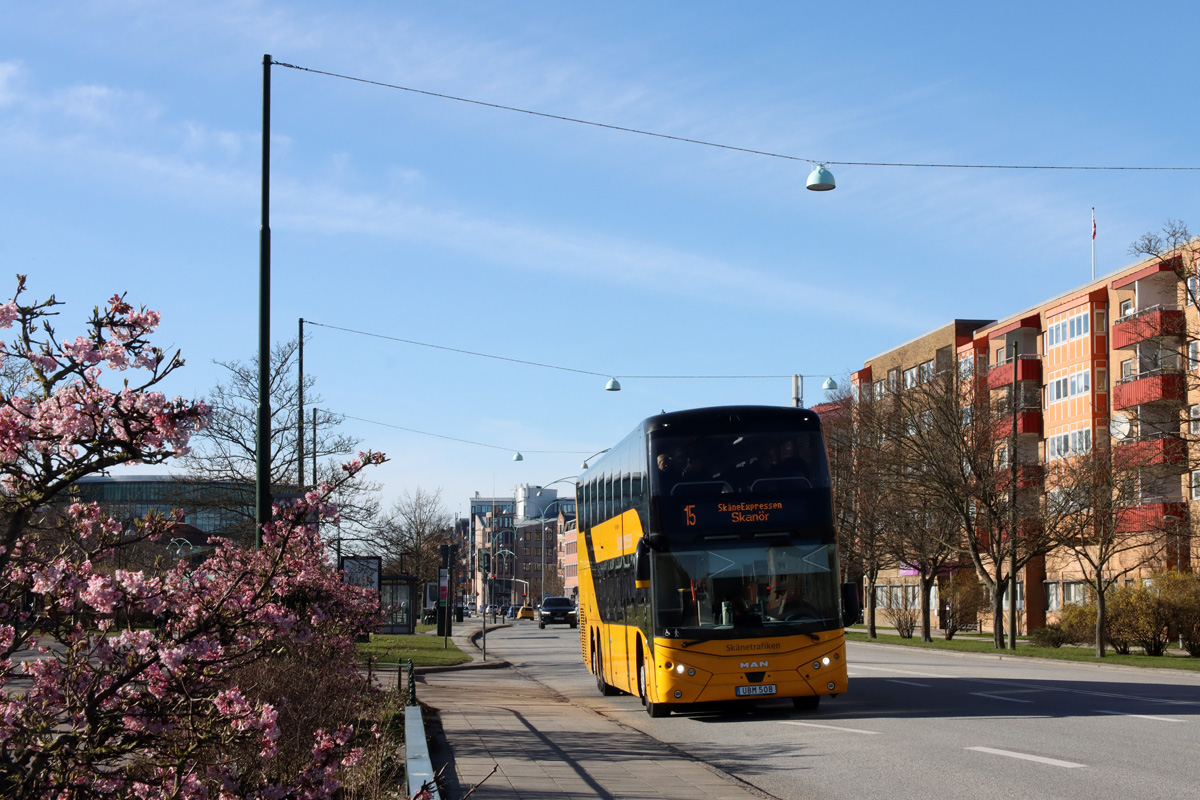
[778, 721, 881, 735]
[850, 665, 954, 679]
[966, 747, 1086, 768]
[887, 679, 931, 688]
[1095, 710, 1185, 723]
[972, 692, 1034, 704]
[965, 677, 1200, 708]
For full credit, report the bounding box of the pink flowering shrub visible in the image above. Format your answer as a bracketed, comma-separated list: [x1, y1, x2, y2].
[0, 278, 388, 799]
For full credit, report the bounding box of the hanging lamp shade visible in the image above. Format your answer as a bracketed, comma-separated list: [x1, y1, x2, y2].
[606, 377, 622, 391]
[512, 452, 524, 462]
[806, 165, 836, 191]
[822, 377, 838, 390]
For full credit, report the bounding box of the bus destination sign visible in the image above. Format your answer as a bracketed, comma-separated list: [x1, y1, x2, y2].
[683, 500, 795, 529]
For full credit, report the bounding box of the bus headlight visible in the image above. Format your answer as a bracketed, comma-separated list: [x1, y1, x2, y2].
[822, 657, 831, 666]
[813, 661, 822, 670]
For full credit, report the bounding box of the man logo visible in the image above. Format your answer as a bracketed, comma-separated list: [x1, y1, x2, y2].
[740, 661, 768, 669]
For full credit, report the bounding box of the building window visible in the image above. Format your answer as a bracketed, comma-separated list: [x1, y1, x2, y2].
[1119, 299, 1134, 318]
[1190, 405, 1200, 436]
[919, 359, 934, 383]
[1063, 582, 1088, 606]
[1191, 470, 1200, 500]
[888, 368, 900, 392]
[1045, 582, 1062, 612]
[903, 366, 919, 389]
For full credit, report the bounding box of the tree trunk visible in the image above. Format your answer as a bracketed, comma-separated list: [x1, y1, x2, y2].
[992, 579, 1006, 649]
[1094, 581, 1108, 658]
[920, 573, 935, 642]
[866, 577, 878, 639]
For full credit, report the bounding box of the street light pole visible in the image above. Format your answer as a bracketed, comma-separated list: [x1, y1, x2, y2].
[255, 53, 274, 547]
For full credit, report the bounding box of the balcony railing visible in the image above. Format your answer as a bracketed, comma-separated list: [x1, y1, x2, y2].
[1117, 501, 1188, 534]
[987, 354, 1043, 390]
[1112, 305, 1184, 349]
[991, 407, 1044, 439]
[1112, 369, 1186, 410]
[1113, 432, 1187, 468]
[995, 463, 1045, 490]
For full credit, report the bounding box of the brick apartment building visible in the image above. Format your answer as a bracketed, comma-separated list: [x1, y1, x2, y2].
[840, 247, 1200, 635]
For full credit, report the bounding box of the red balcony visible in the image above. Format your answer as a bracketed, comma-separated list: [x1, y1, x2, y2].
[991, 408, 1044, 439]
[1117, 502, 1188, 534]
[1112, 371, 1186, 410]
[995, 463, 1045, 491]
[1112, 307, 1184, 349]
[988, 356, 1043, 390]
[1114, 435, 1187, 469]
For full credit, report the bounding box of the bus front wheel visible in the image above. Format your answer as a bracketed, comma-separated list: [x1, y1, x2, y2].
[640, 663, 669, 717]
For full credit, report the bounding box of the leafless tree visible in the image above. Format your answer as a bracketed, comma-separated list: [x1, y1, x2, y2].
[176, 338, 380, 544]
[1041, 444, 1187, 656]
[887, 365, 1056, 648]
[823, 390, 897, 637]
[375, 487, 453, 589]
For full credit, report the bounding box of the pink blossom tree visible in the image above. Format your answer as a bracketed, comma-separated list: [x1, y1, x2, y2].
[0, 276, 387, 799]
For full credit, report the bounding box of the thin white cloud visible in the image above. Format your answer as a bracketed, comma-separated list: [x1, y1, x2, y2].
[0, 61, 23, 107]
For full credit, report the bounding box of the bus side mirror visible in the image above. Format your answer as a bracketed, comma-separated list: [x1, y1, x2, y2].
[635, 539, 651, 589]
[841, 582, 861, 627]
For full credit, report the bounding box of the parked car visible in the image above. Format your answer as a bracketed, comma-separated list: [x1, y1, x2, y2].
[538, 596, 578, 629]
[517, 605, 535, 620]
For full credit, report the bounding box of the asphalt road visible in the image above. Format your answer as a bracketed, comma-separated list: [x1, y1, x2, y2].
[478, 620, 1200, 800]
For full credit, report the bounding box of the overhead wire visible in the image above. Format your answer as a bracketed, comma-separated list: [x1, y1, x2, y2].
[329, 411, 595, 455]
[304, 320, 798, 379]
[272, 59, 1200, 173]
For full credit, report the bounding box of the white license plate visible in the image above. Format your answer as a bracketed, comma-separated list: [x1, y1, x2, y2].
[736, 684, 777, 697]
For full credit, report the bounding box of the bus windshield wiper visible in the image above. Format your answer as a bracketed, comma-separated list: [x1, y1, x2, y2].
[681, 639, 704, 648]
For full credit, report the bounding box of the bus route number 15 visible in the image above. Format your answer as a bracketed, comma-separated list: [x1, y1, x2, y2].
[685, 505, 696, 526]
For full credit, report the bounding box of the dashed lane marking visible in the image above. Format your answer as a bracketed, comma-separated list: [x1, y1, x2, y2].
[971, 692, 1034, 704]
[778, 721, 882, 735]
[1095, 710, 1185, 723]
[966, 747, 1086, 768]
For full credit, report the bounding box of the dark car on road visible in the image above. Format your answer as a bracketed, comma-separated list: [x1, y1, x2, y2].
[537, 596, 577, 629]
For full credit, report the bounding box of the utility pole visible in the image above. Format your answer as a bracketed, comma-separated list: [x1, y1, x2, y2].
[1009, 341, 1019, 650]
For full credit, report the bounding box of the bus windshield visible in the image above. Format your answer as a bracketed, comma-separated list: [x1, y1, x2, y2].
[650, 541, 841, 636]
[650, 429, 829, 498]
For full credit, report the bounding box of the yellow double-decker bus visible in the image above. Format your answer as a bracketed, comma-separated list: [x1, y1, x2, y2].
[577, 405, 859, 717]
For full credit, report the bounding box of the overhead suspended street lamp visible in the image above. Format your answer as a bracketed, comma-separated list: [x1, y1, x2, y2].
[806, 164, 836, 191]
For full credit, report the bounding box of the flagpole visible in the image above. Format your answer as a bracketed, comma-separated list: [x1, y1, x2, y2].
[1091, 207, 1096, 281]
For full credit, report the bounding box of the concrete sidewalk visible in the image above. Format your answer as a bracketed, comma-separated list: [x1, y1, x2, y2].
[415, 625, 773, 800]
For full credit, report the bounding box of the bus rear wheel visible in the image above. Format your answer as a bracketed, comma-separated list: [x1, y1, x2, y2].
[593, 640, 617, 697]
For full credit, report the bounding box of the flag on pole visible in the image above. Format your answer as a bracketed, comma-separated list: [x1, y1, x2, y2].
[1092, 208, 1096, 240]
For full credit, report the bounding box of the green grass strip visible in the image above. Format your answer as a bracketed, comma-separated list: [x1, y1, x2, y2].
[846, 629, 1200, 671]
[357, 632, 472, 668]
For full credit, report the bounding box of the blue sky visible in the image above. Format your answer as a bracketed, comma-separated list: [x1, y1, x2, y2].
[3, 2, 1199, 518]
